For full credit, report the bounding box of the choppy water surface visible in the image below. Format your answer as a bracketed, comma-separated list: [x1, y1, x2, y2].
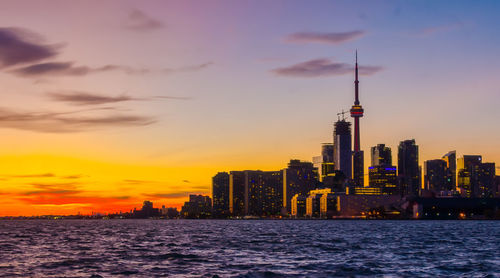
[0, 220, 499, 277]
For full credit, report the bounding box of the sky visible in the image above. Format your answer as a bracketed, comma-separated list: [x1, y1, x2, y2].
[0, 0, 499, 216]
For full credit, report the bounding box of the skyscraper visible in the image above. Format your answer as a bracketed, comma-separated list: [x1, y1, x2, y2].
[368, 166, 398, 194]
[371, 144, 392, 166]
[245, 170, 283, 216]
[442, 151, 457, 191]
[369, 144, 398, 194]
[398, 139, 421, 196]
[334, 119, 352, 180]
[229, 171, 245, 216]
[424, 159, 448, 193]
[212, 172, 230, 218]
[350, 51, 365, 187]
[457, 156, 496, 197]
[313, 143, 335, 182]
[282, 159, 318, 214]
[457, 155, 482, 197]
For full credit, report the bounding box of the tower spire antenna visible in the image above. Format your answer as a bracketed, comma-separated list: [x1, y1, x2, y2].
[350, 49, 364, 186]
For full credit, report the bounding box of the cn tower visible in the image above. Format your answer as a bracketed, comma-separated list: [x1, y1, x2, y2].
[350, 51, 364, 186]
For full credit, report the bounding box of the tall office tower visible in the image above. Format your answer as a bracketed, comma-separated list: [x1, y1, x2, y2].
[245, 170, 283, 216]
[334, 119, 352, 180]
[212, 172, 230, 218]
[369, 144, 397, 194]
[282, 159, 318, 214]
[424, 159, 448, 193]
[457, 155, 482, 197]
[398, 139, 421, 196]
[442, 151, 457, 190]
[368, 166, 398, 194]
[315, 143, 335, 182]
[474, 163, 496, 197]
[496, 176, 500, 197]
[458, 155, 496, 197]
[350, 51, 365, 187]
[229, 171, 246, 216]
[312, 143, 334, 182]
[371, 144, 392, 166]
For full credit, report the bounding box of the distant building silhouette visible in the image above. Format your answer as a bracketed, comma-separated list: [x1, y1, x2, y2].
[245, 170, 282, 217]
[334, 120, 352, 181]
[212, 172, 230, 218]
[369, 166, 398, 194]
[424, 159, 448, 193]
[181, 194, 212, 219]
[161, 205, 179, 219]
[282, 159, 318, 214]
[133, 200, 160, 218]
[228, 170, 283, 217]
[457, 155, 482, 197]
[442, 150, 457, 190]
[371, 144, 392, 166]
[457, 156, 496, 198]
[496, 176, 500, 197]
[291, 194, 306, 218]
[313, 143, 335, 182]
[398, 139, 421, 196]
[369, 144, 398, 194]
[229, 171, 246, 216]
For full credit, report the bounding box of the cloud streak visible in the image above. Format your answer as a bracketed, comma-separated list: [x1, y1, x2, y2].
[271, 58, 383, 78]
[411, 22, 463, 37]
[143, 192, 196, 199]
[11, 61, 213, 78]
[0, 107, 155, 133]
[284, 30, 365, 45]
[0, 27, 59, 68]
[46, 90, 192, 105]
[47, 91, 136, 105]
[123, 9, 164, 31]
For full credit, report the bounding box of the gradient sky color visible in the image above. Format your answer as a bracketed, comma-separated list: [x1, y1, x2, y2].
[0, 0, 499, 216]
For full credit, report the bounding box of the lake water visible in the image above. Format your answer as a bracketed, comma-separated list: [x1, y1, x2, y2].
[0, 220, 499, 277]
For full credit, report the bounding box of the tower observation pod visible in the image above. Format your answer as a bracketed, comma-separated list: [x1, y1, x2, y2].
[351, 51, 364, 187]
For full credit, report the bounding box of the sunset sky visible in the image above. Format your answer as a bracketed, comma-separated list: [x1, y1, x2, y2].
[0, 0, 499, 216]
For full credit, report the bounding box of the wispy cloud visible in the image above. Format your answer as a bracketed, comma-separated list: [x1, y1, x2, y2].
[411, 22, 463, 37]
[271, 58, 383, 78]
[46, 90, 192, 105]
[0, 27, 60, 68]
[9, 173, 55, 178]
[0, 107, 155, 133]
[47, 91, 136, 105]
[284, 30, 365, 45]
[1, 26, 212, 79]
[143, 192, 196, 199]
[2, 173, 83, 180]
[11, 61, 213, 78]
[123, 9, 164, 31]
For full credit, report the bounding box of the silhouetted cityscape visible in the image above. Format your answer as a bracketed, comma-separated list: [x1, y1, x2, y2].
[4, 54, 499, 221]
[203, 54, 500, 220]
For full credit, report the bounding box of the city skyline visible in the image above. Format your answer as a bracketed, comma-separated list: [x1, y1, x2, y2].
[1, 0, 500, 216]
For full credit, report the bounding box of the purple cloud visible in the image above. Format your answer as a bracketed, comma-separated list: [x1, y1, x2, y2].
[47, 91, 136, 105]
[123, 9, 164, 31]
[284, 30, 365, 45]
[0, 107, 155, 133]
[0, 27, 59, 67]
[271, 58, 383, 78]
[11, 61, 213, 78]
[46, 90, 192, 105]
[412, 22, 463, 37]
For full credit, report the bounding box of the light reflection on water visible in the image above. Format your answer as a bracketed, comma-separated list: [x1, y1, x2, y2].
[0, 220, 499, 277]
